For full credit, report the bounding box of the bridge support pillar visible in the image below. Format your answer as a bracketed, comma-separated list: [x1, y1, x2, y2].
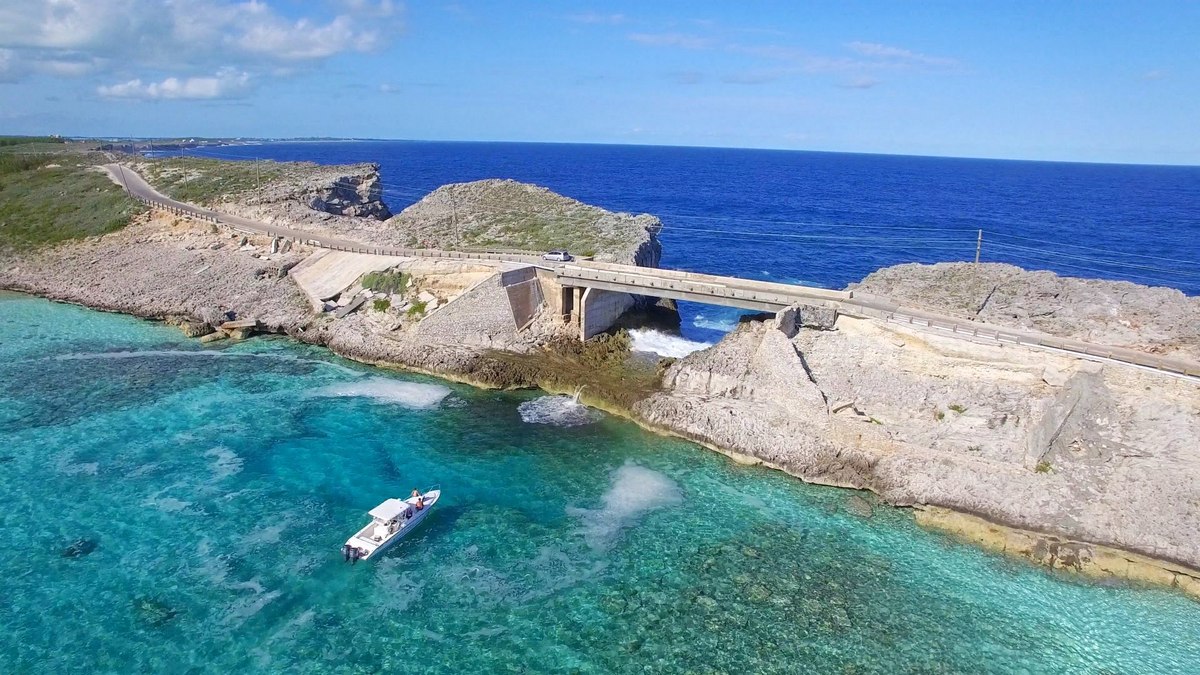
[579, 287, 636, 341]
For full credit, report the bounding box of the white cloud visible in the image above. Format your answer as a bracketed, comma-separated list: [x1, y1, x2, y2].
[839, 76, 881, 89]
[568, 12, 628, 25]
[339, 0, 399, 18]
[98, 68, 251, 100]
[0, 1, 403, 83]
[628, 26, 959, 90]
[1142, 69, 1166, 81]
[0, 47, 19, 81]
[722, 70, 785, 85]
[237, 15, 379, 60]
[628, 32, 714, 50]
[845, 41, 957, 68]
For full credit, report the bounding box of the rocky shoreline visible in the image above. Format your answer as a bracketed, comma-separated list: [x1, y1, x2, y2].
[3, 166, 1199, 601]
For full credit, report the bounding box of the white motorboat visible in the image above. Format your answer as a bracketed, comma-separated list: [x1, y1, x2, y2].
[342, 489, 441, 563]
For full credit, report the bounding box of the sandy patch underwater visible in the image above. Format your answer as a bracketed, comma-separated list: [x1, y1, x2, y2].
[1, 293, 1199, 674]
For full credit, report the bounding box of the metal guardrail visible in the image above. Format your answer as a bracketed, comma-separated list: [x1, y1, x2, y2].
[136, 194, 1200, 381]
[847, 302, 1200, 378]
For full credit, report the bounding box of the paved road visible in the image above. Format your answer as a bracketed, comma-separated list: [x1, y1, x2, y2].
[106, 164, 1200, 380]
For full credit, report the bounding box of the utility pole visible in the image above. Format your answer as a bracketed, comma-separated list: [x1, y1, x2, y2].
[117, 164, 131, 196]
[975, 229, 982, 264]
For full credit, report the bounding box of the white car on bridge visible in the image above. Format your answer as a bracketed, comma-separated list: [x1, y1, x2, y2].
[542, 250, 573, 262]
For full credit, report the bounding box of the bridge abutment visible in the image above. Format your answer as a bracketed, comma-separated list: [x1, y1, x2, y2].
[579, 287, 636, 340]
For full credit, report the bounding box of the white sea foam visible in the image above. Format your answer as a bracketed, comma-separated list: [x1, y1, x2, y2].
[692, 313, 739, 333]
[520, 546, 609, 602]
[206, 446, 244, 481]
[628, 328, 712, 358]
[517, 395, 603, 427]
[142, 496, 192, 513]
[569, 461, 683, 552]
[53, 452, 99, 476]
[311, 378, 451, 409]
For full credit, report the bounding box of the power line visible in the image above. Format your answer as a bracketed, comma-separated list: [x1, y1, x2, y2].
[988, 231, 1200, 266]
[655, 223, 975, 243]
[978, 255, 1194, 289]
[986, 242, 1200, 279]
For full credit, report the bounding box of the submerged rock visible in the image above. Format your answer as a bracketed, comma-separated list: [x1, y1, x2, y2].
[845, 495, 874, 519]
[133, 597, 181, 627]
[61, 538, 98, 558]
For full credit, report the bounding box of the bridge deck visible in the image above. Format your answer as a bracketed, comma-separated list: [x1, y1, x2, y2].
[108, 164, 1200, 381]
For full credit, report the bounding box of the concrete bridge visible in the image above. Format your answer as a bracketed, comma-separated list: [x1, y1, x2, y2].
[106, 164, 1200, 380]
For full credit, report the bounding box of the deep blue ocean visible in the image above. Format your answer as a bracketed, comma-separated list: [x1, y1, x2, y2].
[181, 141, 1200, 341]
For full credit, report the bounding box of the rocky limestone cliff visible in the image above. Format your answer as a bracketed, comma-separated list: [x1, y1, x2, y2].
[853, 262, 1200, 362]
[386, 179, 662, 266]
[220, 162, 393, 226]
[635, 289, 1200, 580]
[302, 164, 392, 220]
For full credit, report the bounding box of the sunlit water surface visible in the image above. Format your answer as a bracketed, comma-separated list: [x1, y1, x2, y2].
[2, 293, 1198, 673]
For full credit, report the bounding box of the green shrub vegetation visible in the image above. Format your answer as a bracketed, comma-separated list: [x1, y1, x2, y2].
[0, 136, 65, 147]
[0, 154, 144, 249]
[135, 157, 286, 205]
[372, 298, 391, 312]
[948, 404, 967, 414]
[1035, 460, 1052, 474]
[407, 299, 428, 317]
[361, 270, 409, 294]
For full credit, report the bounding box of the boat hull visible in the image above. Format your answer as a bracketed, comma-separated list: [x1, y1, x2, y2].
[344, 490, 440, 561]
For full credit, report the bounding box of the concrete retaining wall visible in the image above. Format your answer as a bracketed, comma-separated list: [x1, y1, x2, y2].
[580, 287, 636, 340]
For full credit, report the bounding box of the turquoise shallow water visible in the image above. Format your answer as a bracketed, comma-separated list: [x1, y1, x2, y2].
[2, 293, 1199, 674]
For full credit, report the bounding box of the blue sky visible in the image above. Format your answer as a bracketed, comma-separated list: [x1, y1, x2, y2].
[1, 1, 1197, 164]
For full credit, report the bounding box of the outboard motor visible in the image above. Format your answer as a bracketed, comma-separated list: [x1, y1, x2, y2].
[342, 544, 354, 563]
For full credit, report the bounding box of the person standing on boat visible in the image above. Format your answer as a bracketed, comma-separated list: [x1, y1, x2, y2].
[412, 488, 425, 511]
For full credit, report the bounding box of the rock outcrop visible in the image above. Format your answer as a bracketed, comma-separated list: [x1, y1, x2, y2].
[634, 290, 1200, 581]
[304, 164, 392, 220]
[0, 212, 312, 332]
[852, 262, 1200, 362]
[386, 179, 662, 266]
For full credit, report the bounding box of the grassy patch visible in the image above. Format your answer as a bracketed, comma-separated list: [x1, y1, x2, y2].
[948, 404, 967, 414]
[0, 136, 65, 147]
[134, 157, 287, 205]
[0, 155, 144, 249]
[934, 410, 945, 421]
[407, 299, 428, 317]
[372, 298, 391, 312]
[362, 270, 409, 294]
[1035, 460, 1052, 474]
[396, 181, 654, 257]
